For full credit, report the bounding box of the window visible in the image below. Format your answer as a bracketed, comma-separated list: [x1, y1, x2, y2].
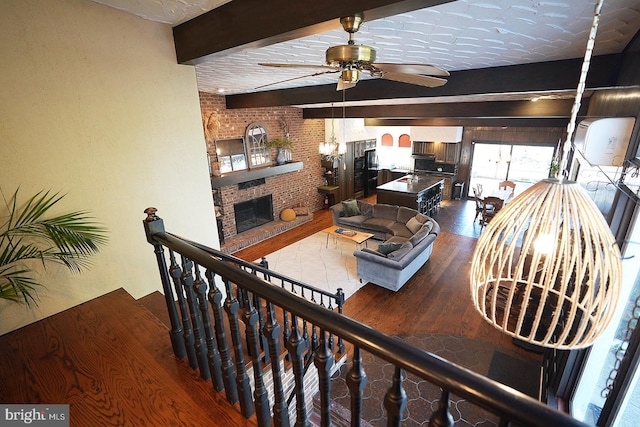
[469, 142, 555, 196]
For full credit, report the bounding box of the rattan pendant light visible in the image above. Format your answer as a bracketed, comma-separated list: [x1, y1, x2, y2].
[470, 179, 622, 348]
[470, 0, 622, 349]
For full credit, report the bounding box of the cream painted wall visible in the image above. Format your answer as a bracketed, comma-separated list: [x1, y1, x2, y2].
[0, 0, 218, 334]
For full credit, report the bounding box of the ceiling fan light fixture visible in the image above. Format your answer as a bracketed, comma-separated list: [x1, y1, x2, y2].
[326, 44, 376, 66]
[341, 69, 359, 84]
[260, 14, 448, 90]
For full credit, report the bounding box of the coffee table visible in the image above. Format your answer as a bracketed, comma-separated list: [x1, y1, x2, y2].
[322, 225, 374, 249]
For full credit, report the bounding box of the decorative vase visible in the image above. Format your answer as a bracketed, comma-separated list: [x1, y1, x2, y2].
[276, 147, 286, 165]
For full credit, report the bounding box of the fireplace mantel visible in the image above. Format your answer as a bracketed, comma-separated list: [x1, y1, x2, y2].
[210, 161, 303, 188]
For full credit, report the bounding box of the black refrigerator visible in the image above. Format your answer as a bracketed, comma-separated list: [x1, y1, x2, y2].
[364, 149, 378, 197]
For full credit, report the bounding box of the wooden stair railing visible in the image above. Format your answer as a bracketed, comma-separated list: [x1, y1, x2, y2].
[143, 208, 587, 427]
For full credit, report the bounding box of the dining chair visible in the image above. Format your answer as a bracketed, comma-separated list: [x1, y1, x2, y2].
[499, 180, 516, 192]
[481, 196, 504, 227]
[473, 188, 484, 223]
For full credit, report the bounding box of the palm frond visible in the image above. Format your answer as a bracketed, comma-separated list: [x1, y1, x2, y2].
[0, 266, 40, 307]
[0, 188, 108, 306]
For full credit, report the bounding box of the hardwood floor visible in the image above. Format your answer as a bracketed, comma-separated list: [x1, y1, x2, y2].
[0, 198, 539, 427]
[0, 289, 256, 426]
[234, 197, 539, 362]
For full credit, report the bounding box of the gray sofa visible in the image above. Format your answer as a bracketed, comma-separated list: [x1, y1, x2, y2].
[330, 200, 440, 292]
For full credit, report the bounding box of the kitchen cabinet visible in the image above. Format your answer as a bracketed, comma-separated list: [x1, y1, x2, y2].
[412, 141, 460, 163]
[412, 141, 459, 200]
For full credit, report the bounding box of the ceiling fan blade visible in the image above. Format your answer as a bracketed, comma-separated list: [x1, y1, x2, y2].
[372, 63, 450, 77]
[380, 71, 447, 88]
[259, 63, 337, 71]
[336, 78, 357, 91]
[255, 69, 340, 90]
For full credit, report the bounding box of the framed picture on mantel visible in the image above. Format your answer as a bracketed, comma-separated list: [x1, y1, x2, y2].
[216, 137, 248, 173]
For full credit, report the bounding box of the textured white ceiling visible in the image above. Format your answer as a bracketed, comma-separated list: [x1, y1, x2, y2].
[91, 0, 230, 25]
[93, 0, 640, 98]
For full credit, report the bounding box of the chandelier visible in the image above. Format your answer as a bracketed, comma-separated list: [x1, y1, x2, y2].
[319, 103, 345, 161]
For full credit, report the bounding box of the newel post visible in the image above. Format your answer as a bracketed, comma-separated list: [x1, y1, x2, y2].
[143, 207, 187, 359]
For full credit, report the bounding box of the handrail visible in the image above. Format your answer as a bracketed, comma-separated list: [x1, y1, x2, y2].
[146, 223, 586, 427]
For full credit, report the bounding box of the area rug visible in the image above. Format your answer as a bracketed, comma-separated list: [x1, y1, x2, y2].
[257, 231, 377, 301]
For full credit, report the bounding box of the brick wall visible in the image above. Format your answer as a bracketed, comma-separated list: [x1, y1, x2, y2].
[199, 93, 326, 241]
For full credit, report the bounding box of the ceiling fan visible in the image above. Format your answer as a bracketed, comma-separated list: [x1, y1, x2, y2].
[258, 13, 450, 91]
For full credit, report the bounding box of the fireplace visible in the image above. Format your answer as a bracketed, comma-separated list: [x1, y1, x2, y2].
[234, 195, 274, 234]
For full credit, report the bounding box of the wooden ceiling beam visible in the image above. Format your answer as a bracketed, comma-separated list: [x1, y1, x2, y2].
[225, 54, 621, 110]
[173, 0, 455, 64]
[302, 99, 582, 119]
[363, 118, 572, 127]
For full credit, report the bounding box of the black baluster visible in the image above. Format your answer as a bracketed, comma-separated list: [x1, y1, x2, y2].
[206, 270, 238, 404]
[302, 318, 311, 363]
[346, 347, 367, 427]
[253, 293, 269, 363]
[429, 389, 454, 427]
[242, 291, 271, 427]
[181, 257, 209, 380]
[169, 250, 197, 369]
[194, 265, 223, 391]
[142, 209, 186, 359]
[313, 329, 334, 427]
[282, 285, 291, 362]
[336, 288, 345, 354]
[287, 315, 309, 427]
[224, 279, 254, 418]
[384, 367, 407, 427]
[263, 302, 290, 427]
[310, 322, 318, 356]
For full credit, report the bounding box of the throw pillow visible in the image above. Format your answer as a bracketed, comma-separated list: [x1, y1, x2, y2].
[359, 202, 373, 217]
[387, 242, 413, 261]
[378, 242, 403, 255]
[406, 216, 423, 234]
[421, 221, 434, 234]
[342, 199, 361, 217]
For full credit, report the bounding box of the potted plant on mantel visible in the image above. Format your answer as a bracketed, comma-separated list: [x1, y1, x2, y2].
[0, 188, 108, 307]
[266, 137, 293, 165]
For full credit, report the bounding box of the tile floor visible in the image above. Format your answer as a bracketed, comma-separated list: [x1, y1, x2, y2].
[324, 335, 540, 427]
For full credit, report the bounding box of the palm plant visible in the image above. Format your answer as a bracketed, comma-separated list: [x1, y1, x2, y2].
[0, 188, 108, 307]
[265, 137, 293, 151]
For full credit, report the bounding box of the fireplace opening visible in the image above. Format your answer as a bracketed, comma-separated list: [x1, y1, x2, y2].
[234, 195, 274, 234]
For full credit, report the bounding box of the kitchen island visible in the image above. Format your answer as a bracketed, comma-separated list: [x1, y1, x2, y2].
[376, 175, 444, 216]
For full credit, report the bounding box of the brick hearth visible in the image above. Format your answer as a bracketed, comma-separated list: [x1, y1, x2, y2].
[220, 215, 313, 254]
